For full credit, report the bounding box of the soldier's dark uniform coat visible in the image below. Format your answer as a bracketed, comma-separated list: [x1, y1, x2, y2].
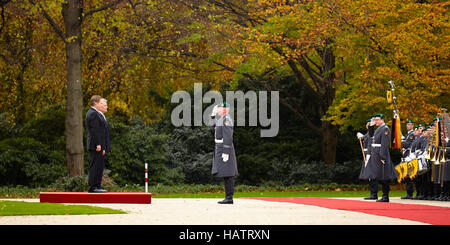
[359, 125, 375, 179]
[365, 124, 398, 180]
[444, 147, 450, 182]
[409, 135, 423, 156]
[211, 115, 238, 178]
[402, 130, 415, 158]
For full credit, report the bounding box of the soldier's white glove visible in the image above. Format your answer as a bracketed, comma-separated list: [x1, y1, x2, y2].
[211, 105, 219, 117]
[356, 132, 364, 139]
[370, 118, 376, 126]
[401, 135, 405, 140]
[222, 153, 229, 162]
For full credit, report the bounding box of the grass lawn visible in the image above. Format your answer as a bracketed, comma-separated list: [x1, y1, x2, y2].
[0, 201, 126, 216]
[153, 190, 406, 198]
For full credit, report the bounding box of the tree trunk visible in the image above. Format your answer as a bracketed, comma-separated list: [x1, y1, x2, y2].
[321, 120, 338, 164]
[62, 1, 84, 177]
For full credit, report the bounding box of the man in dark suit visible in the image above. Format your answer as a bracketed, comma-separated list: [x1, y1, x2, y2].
[86, 95, 110, 193]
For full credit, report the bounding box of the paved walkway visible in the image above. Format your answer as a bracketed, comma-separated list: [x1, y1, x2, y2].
[2, 197, 449, 225]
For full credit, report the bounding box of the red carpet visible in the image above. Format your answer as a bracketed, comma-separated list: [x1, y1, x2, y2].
[40, 192, 151, 204]
[249, 197, 450, 225]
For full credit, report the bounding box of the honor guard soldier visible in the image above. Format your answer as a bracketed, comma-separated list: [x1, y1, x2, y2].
[442, 139, 450, 201]
[431, 117, 445, 200]
[358, 118, 378, 200]
[400, 119, 416, 199]
[422, 125, 434, 200]
[408, 125, 424, 199]
[210, 102, 238, 204]
[365, 113, 398, 202]
[441, 113, 450, 201]
[402, 120, 416, 158]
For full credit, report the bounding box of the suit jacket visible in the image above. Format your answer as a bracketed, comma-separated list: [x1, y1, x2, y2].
[86, 108, 110, 153]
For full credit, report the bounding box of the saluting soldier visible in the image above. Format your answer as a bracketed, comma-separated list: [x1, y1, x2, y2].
[211, 102, 238, 204]
[365, 113, 398, 202]
[358, 118, 378, 200]
[400, 119, 416, 199]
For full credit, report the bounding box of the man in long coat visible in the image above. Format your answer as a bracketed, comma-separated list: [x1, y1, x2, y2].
[211, 102, 238, 204]
[358, 118, 377, 199]
[365, 113, 398, 202]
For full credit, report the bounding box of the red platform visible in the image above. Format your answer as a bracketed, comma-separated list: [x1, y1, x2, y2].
[39, 192, 151, 204]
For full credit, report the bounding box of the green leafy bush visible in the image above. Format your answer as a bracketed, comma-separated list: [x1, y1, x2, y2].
[106, 118, 176, 185]
[20, 104, 66, 151]
[0, 138, 66, 187]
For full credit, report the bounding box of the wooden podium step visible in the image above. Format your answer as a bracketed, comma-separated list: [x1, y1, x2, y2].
[39, 192, 152, 204]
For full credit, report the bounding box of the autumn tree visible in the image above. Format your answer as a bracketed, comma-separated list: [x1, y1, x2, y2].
[325, 0, 450, 131]
[26, 0, 125, 176]
[162, 0, 343, 164]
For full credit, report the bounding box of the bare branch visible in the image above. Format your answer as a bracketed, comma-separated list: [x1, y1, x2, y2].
[84, 0, 124, 19]
[29, 0, 66, 40]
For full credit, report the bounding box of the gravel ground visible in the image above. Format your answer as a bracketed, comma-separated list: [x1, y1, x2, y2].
[2, 197, 448, 225]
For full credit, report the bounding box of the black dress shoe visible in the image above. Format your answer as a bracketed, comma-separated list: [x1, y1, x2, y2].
[218, 199, 233, 204]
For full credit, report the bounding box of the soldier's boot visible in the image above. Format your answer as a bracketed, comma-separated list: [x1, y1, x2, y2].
[364, 193, 378, 200]
[401, 192, 413, 199]
[365, 180, 378, 200]
[377, 181, 390, 202]
[376, 194, 389, 202]
[218, 192, 234, 204]
[413, 180, 422, 200]
[218, 198, 233, 204]
[432, 184, 441, 200]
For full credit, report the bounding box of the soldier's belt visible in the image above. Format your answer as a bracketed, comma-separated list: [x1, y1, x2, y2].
[372, 144, 381, 147]
[215, 139, 223, 143]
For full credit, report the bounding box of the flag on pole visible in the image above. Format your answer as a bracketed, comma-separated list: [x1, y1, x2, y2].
[435, 118, 441, 148]
[391, 115, 402, 149]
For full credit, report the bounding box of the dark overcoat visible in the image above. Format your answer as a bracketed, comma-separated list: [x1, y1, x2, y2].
[211, 115, 238, 178]
[364, 124, 398, 181]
